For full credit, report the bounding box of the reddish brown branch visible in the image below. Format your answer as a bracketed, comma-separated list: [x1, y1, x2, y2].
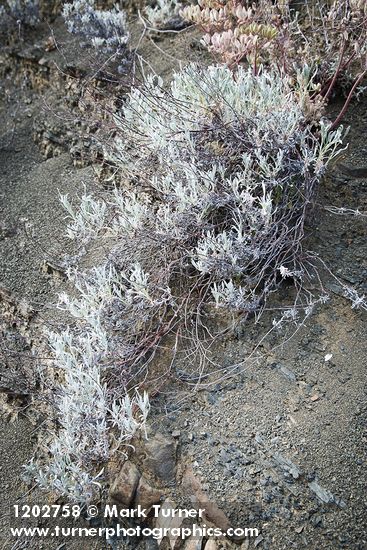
[330, 69, 367, 130]
[323, 39, 346, 101]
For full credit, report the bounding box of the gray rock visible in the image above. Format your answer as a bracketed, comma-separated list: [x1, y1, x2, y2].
[254, 535, 264, 547]
[308, 481, 346, 507]
[206, 392, 218, 405]
[272, 453, 302, 479]
[144, 538, 159, 550]
[279, 365, 297, 382]
[143, 434, 177, 484]
[309, 481, 334, 503]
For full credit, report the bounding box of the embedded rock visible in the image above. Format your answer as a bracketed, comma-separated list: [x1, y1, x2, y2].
[155, 498, 186, 549]
[109, 460, 141, 506]
[143, 434, 177, 484]
[182, 467, 231, 532]
[134, 475, 163, 510]
[183, 537, 203, 550]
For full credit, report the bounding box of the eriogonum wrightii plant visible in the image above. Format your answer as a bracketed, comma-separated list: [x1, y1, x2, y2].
[105, 64, 343, 318]
[144, 0, 182, 29]
[23, 262, 151, 504]
[59, 190, 107, 243]
[0, 0, 40, 32]
[25, 64, 353, 503]
[62, 0, 129, 53]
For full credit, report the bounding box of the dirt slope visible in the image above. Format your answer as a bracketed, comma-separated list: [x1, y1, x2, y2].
[0, 10, 366, 550]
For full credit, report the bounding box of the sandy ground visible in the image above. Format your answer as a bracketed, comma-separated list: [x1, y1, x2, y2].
[0, 80, 101, 549]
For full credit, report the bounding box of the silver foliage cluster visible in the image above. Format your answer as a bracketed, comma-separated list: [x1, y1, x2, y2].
[105, 64, 343, 312]
[62, 0, 129, 53]
[144, 0, 182, 29]
[0, 0, 40, 26]
[59, 191, 106, 243]
[24, 263, 151, 503]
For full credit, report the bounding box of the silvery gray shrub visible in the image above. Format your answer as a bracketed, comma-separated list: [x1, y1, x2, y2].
[26, 64, 347, 504]
[106, 64, 344, 313]
[144, 0, 182, 29]
[62, 0, 129, 53]
[1, 0, 40, 27]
